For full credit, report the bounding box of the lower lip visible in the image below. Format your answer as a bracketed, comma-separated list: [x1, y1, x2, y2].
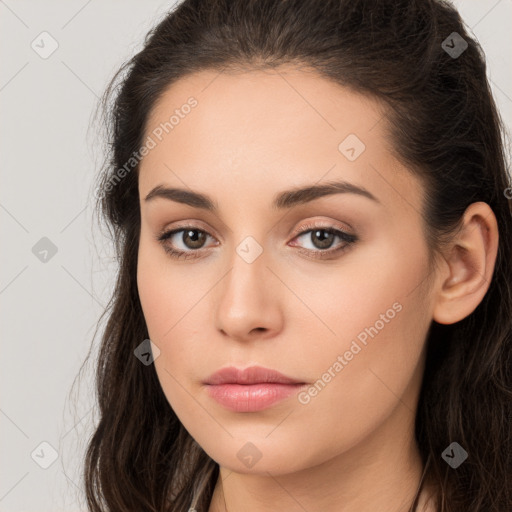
[205, 383, 304, 412]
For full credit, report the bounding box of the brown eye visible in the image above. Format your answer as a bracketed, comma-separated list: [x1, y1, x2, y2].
[157, 227, 216, 259]
[309, 229, 336, 249]
[180, 229, 207, 249]
[289, 223, 358, 260]
[157, 223, 357, 261]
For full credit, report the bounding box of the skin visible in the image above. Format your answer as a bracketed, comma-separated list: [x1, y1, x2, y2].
[136, 67, 499, 512]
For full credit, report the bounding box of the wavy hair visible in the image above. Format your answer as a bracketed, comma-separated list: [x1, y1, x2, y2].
[82, 0, 512, 510]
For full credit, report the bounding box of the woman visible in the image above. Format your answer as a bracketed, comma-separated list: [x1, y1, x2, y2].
[84, 0, 512, 510]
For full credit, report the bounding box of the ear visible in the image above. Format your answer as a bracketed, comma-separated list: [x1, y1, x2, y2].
[432, 201, 499, 325]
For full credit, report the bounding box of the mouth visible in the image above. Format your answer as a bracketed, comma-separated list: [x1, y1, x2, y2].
[203, 365, 307, 412]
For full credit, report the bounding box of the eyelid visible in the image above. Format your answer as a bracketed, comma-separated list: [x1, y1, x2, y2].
[158, 219, 221, 241]
[157, 218, 353, 244]
[291, 219, 354, 238]
[156, 218, 358, 260]
[156, 225, 219, 248]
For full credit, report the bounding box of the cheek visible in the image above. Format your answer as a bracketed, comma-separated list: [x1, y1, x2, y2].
[137, 233, 199, 341]
[295, 227, 430, 353]
[136, 238, 214, 381]
[137, 255, 169, 339]
[137, 246, 206, 427]
[290, 234, 432, 447]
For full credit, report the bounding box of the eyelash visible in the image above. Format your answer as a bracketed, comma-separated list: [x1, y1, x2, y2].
[156, 221, 358, 261]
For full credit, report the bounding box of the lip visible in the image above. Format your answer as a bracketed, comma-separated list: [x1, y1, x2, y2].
[204, 365, 304, 386]
[203, 366, 306, 412]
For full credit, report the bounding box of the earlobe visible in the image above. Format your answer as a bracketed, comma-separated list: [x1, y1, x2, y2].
[432, 202, 499, 325]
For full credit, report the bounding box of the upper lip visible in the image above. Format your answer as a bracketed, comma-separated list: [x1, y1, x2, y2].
[203, 365, 305, 385]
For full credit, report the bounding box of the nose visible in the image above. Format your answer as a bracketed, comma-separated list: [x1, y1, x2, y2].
[214, 245, 284, 343]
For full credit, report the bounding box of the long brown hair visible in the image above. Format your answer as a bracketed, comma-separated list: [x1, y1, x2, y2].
[82, 0, 512, 510]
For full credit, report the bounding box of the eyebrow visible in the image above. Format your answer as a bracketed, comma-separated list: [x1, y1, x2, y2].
[144, 179, 380, 211]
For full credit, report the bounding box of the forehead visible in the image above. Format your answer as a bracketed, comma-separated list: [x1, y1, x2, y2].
[139, 67, 424, 216]
[144, 66, 384, 147]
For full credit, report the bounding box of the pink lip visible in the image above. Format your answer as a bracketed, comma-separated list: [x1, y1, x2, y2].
[203, 366, 306, 412]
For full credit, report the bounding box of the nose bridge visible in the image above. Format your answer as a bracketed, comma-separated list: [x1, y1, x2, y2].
[223, 232, 269, 304]
[214, 228, 282, 338]
[235, 233, 266, 266]
[220, 205, 271, 273]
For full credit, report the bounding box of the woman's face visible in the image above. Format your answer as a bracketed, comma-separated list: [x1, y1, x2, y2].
[137, 67, 437, 474]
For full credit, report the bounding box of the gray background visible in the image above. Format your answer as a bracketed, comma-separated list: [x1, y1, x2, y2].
[1, 1, 511, 510]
